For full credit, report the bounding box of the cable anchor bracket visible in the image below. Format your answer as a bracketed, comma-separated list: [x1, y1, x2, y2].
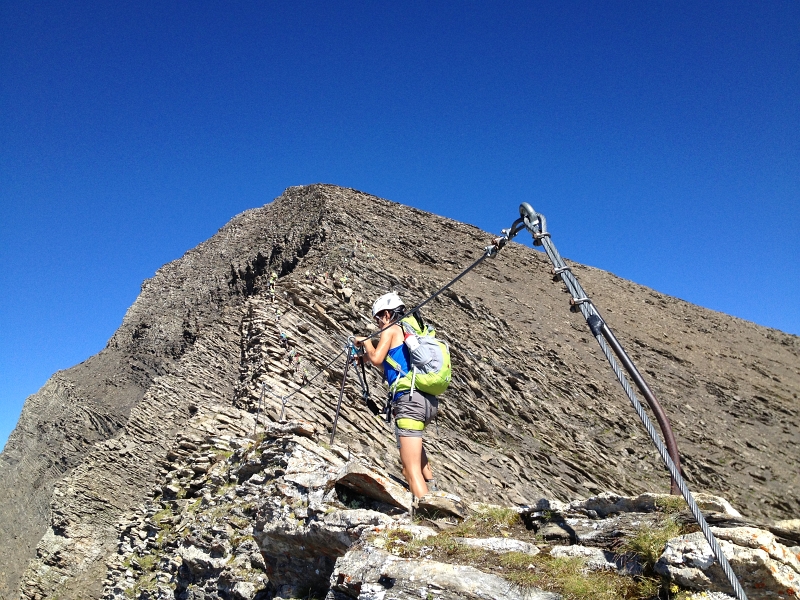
[484, 217, 526, 258]
[552, 265, 572, 281]
[569, 297, 591, 312]
[519, 202, 548, 245]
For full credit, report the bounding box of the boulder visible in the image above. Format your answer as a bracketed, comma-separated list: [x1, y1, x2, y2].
[332, 461, 412, 512]
[328, 546, 560, 600]
[655, 528, 800, 599]
[415, 491, 467, 519]
[455, 537, 540, 555]
[262, 419, 319, 440]
[549, 544, 642, 575]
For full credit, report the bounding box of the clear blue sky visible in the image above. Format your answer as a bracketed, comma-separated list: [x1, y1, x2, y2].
[2, 1, 798, 450]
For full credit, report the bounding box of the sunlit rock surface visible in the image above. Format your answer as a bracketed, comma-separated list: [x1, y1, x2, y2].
[1, 184, 797, 598]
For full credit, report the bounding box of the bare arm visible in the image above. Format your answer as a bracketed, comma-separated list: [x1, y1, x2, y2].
[357, 325, 401, 367]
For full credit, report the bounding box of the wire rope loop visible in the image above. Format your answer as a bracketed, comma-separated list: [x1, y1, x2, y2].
[516, 202, 746, 598]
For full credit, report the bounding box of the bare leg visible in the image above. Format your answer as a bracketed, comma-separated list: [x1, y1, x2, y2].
[421, 448, 434, 481]
[399, 436, 428, 498]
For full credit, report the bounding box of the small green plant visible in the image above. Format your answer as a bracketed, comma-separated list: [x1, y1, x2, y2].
[231, 532, 255, 548]
[337, 488, 365, 510]
[151, 506, 174, 528]
[620, 517, 683, 570]
[229, 515, 249, 530]
[213, 449, 234, 462]
[500, 553, 659, 600]
[446, 505, 521, 539]
[135, 554, 158, 572]
[475, 505, 520, 528]
[655, 495, 686, 515]
[240, 501, 258, 514]
[383, 529, 414, 554]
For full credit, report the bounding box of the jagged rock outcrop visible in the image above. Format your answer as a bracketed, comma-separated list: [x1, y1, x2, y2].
[656, 527, 800, 598]
[97, 419, 799, 600]
[1, 184, 798, 599]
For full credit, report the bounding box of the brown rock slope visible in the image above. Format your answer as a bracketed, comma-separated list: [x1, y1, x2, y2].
[1, 184, 797, 599]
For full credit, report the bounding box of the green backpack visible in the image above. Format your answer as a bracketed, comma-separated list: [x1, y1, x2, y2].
[384, 314, 452, 396]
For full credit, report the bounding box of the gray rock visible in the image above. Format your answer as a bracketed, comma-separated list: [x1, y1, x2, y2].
[415, 491, 467, 519]
[549, 544, 641, 575]
[455, 537, 540, 555]
[655, 528, 800, 599]
[329, 546, 560, 600]
[333, 461, 412, 512]
[263, 419, 319, 440]
[231, 581, 256, 600]
[178, 544, 228, 576]
[775, 519, 800, 533]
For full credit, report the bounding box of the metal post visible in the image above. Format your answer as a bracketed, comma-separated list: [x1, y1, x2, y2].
[518, 202, 683, 491]
[279, 395, 288, 421]
[330, 350, 353, 445]
[514, 203, 747, 599]
[596, 319, 682, 494]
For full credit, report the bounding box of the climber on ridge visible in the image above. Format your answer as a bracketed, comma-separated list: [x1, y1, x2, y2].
[354, 292, 439, 499]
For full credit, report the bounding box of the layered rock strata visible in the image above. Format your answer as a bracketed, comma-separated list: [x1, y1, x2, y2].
[1, 184, 798, 598]
[98, 419, 800, 600]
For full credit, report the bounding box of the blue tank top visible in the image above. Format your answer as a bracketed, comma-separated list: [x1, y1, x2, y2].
[383, 343, 411, 399]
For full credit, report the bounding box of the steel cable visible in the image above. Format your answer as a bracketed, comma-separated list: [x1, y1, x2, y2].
[595, 334, 747, 600]
[516, 203, 748, 600]
[362, 249, 495, 343]
[255, 240, 509, 430]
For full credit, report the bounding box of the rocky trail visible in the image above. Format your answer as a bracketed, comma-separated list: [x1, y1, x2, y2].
[98, 417, 800, 600]
[1, 184, 798, 599]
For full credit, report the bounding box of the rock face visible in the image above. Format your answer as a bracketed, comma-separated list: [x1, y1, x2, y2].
[0, 184, 798, 598]
[96, 421, 800, 600]
[656, 527, 800, 599]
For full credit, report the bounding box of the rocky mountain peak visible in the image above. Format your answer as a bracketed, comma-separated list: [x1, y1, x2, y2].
[0, 184, 797, 599]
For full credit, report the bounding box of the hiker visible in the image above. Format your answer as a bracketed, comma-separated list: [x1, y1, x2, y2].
[354, 292, 438, 499]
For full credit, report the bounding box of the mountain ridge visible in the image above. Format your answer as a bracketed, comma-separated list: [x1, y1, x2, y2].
[1, 184, 797, 599]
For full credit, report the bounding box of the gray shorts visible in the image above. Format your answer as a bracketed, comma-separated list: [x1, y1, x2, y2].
[392, 390, 438, 448]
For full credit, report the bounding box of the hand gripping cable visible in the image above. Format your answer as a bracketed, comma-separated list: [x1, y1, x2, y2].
[507, 202, 747, 600]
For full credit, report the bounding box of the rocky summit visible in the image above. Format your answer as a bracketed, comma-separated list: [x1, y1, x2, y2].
[0, 184, 797, 600]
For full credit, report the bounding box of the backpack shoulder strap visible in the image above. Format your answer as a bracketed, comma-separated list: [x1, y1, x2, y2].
[401, 315, 424, 336]
[384, 353, 405, 375]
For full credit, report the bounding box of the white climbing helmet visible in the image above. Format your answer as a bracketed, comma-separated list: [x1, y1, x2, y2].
[372, 292, 404, 317]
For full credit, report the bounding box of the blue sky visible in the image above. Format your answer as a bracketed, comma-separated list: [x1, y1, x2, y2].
[1, 1, 798, 450]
